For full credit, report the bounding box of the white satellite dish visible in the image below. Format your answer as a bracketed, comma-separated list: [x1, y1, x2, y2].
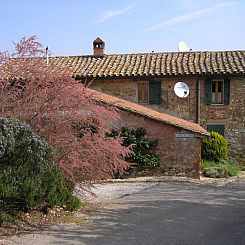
[174, 82, 190, 98]
[178, 41, 190, 52]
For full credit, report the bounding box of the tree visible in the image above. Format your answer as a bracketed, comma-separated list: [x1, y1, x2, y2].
[0, 36, 132, 183]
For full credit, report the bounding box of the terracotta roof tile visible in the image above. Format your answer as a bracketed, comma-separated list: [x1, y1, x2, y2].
[39, 50, 245, 78]
[86, 88, 209, 136]
[3, 50, 245, 79]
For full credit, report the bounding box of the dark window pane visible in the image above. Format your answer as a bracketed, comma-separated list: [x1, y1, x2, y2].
[212, 81, 216, 92]
[218, 81, 222, 92]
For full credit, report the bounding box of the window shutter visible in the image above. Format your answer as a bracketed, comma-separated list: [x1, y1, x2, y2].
[138, 83, 149, 103]
[224, 78, 230, 105]
[149, 81, 161, 104]
[205, 79, 212, 105]
[207, 124, 225, 136]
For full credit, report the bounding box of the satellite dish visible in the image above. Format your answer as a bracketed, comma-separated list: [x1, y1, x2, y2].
[178, 41, 190, 52]
[174, 82, 190, 98]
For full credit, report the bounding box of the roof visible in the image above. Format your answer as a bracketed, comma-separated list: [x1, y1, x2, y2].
[46, 50, 245, 78]
[86, 88, 209, 136]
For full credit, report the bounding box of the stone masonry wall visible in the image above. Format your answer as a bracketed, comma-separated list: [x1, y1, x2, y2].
[91, 78, 197, 122]
[91, 76, 245, 160]
[91, 79, 138, 103]
[109, 110, 201, 179]
[200, 77, 245, 161]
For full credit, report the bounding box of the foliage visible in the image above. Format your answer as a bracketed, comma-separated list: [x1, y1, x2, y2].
[201, 131, 228, 161]
[201, 133, 240, 178]
[201, 159, 240, 178]
[0, 36, 132, 182]
[108, 127, 160, 167]
[0, 117, 80, 223]
[0, 212, 15, 226]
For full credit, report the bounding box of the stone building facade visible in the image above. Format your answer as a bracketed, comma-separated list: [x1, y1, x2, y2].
[88, 89, 208, 179]
[43, 38, 245, 161]
[90, 76, 245, 160]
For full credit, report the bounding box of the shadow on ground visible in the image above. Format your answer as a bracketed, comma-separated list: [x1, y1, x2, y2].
[3, 182, 245, 245]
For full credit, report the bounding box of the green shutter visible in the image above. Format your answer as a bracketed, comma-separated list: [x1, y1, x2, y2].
[149, 81, 161, 104]
[205, 79, 212, 105]
[207, 124, 225, 136]
[223, 78, 230, 105]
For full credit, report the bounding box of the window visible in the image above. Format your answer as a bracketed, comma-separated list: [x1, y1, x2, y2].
[205, 78, 230, 105]
[137, 81, 161, 104]
[212, 80, 223, 104]
[207, 124, 225, 136]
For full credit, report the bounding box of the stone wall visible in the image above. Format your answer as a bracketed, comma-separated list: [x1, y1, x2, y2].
[91, 78, 197, 122]
[91, 79, 137, 103]
[200, 77, 245, 161]
[110, 110, 202, 179]
[91, 76, 245, 160]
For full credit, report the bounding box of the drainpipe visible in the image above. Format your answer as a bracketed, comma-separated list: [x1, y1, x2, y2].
[196, 78, 200, 125]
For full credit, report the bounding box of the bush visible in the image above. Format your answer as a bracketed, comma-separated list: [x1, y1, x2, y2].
[108, 127, 160, 167]
[201, 131, 228, 161]
[201, 159, 240, 178]
[0, 117, 80, 222]
[0, 212, 15, 225]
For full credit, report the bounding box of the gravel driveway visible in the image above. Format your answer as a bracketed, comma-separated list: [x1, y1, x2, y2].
[1, 174, 245, 245]
[77, 182, 158, 203]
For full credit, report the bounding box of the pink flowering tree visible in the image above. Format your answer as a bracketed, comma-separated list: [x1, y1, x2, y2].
[0, 36, 132, 182]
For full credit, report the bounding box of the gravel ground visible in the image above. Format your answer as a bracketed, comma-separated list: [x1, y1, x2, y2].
[75, 182, 158, 203]
[75, 171, 245, 203]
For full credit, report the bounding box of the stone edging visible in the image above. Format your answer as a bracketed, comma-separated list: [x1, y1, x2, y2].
[103, 171, 245, 186]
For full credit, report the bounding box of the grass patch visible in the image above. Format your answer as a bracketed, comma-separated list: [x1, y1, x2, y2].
[59, 214, 87, 225]
[59, 202, 100, 225]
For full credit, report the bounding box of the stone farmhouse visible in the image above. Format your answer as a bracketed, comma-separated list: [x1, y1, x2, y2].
[5, 38, 244, 162]
[2, 41, 212, 179]
[48, 38, 244, 161]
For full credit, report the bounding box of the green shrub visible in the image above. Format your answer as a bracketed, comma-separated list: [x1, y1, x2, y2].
[0, 117, 80, 218]
[201, 131, 228, 161]
[201, 159, 240, 178]
[108, 127, 160, 167]
[0, 211, 16, 226]
[65, 196, 82, 212]
[201, 159, 216, 172]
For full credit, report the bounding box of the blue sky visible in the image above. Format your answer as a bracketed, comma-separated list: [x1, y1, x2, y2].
[0, 0, 244, 56]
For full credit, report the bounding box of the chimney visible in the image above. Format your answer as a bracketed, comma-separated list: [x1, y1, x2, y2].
[93, 37, 105, 56]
